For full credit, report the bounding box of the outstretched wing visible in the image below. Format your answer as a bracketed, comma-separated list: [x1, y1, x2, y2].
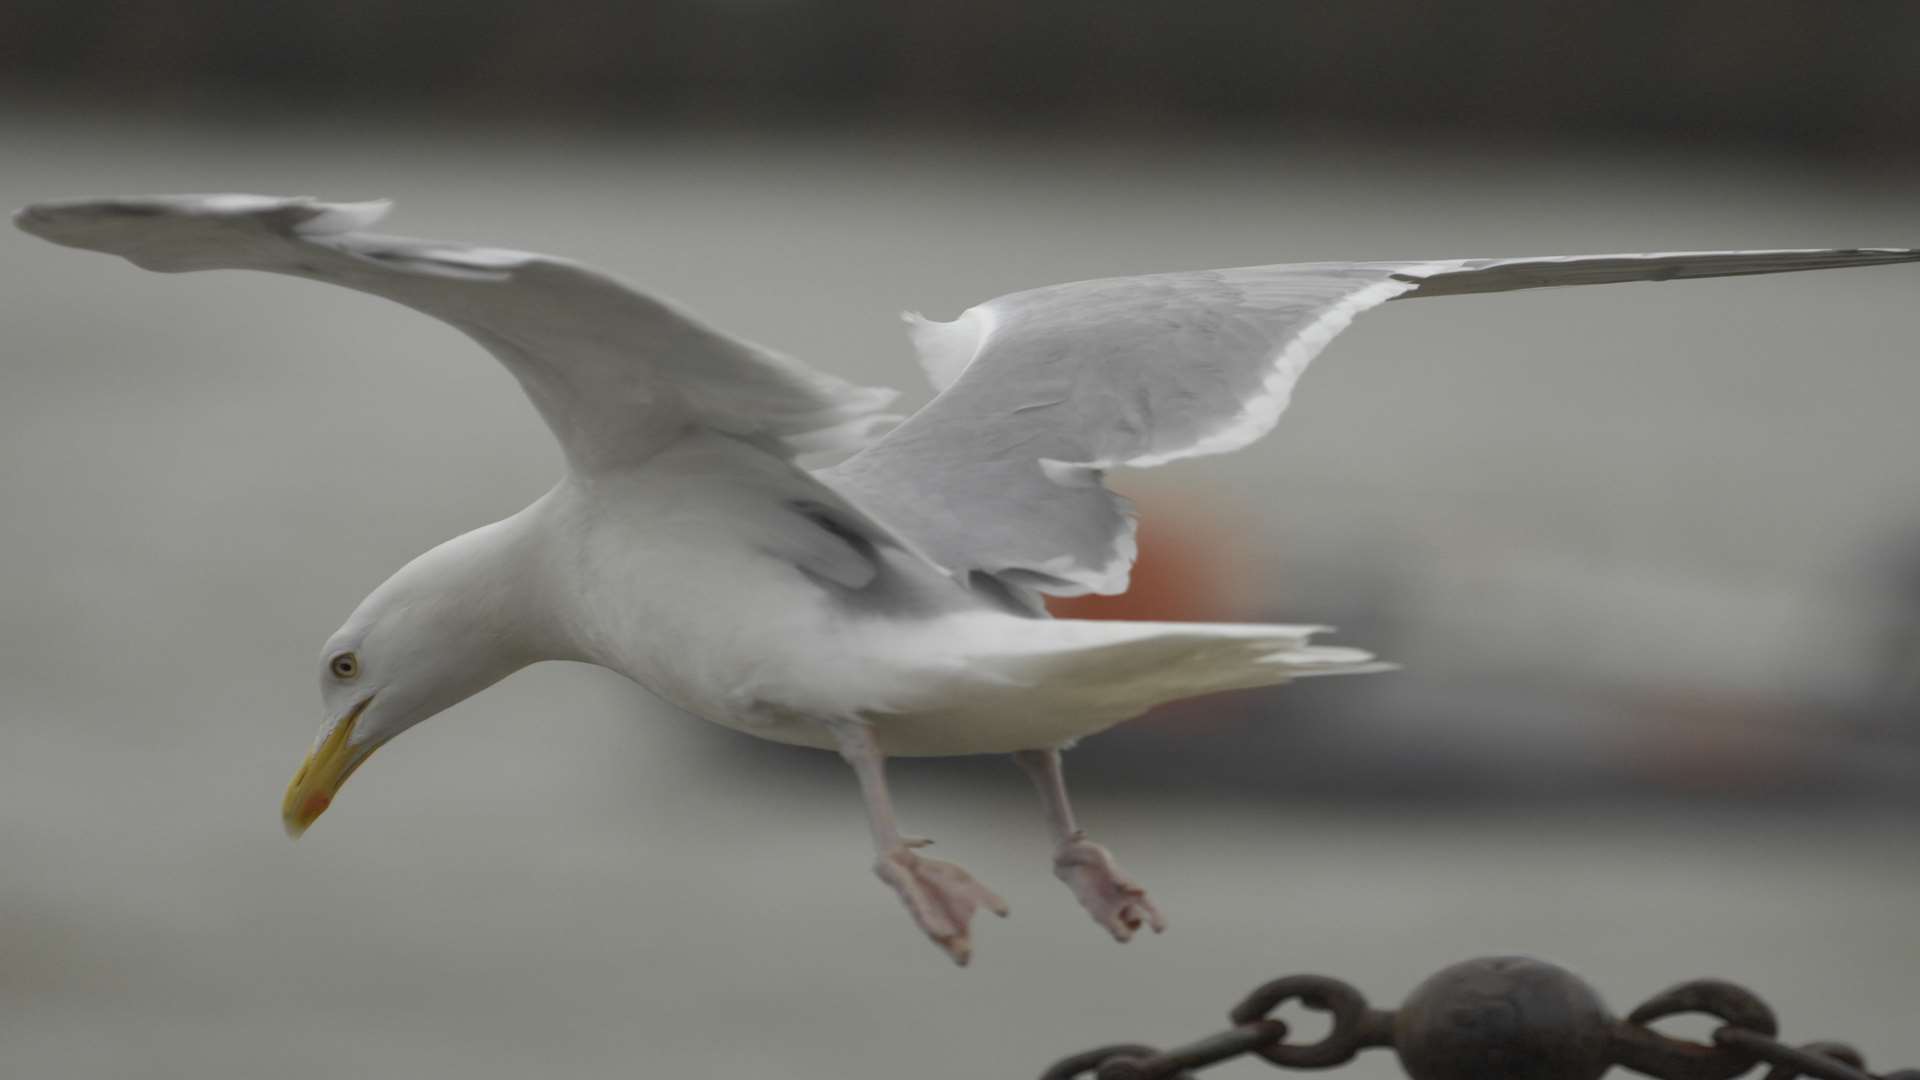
[823, 248, 1920, 597]
[14, 194, 898, 471]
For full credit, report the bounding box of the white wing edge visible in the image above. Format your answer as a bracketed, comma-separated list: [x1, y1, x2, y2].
[1118, 271, 1441, 469]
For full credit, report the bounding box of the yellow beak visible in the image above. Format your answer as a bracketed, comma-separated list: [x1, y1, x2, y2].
[282, 696, 378, 838]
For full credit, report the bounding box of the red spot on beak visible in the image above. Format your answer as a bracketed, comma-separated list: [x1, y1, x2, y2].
[302, 794, 330, 819]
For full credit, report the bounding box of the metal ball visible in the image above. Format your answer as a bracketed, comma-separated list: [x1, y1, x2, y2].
[1393, 957, 1613, 1080]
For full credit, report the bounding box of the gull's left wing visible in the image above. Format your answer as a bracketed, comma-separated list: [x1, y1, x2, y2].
[14, 195, 898, 471]
[823, 249, 1920, 598]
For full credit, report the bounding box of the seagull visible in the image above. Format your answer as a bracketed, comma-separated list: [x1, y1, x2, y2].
[15, 194, 1918, 964]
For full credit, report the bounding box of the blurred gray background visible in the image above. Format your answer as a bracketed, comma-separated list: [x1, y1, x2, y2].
[2, 6, 1917, 1079]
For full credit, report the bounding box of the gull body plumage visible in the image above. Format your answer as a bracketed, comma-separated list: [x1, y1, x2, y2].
[16, 194, 1918, 963]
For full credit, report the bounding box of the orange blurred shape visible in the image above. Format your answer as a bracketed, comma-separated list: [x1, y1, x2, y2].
[1046, 494, 1239, 622]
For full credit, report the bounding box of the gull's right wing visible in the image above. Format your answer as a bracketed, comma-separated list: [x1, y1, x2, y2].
[823, 248, 1920, 598]
[15, 194, 899, 472]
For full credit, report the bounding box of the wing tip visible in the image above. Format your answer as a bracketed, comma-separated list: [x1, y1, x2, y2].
[13, 192, 395, 261]
[11, 203, 49, 238]
[1396, 248, 1920, 299]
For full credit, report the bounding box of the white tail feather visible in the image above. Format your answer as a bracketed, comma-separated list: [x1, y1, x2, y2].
[866, 615, 1390, 755]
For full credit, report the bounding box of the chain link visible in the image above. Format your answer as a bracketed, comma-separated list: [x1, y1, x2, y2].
[1041, 957, 1914, 1080]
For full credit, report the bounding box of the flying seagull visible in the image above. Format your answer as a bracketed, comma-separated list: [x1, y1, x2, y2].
[15, 194, 1918, 964]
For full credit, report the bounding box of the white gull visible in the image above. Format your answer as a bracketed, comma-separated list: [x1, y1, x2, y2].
[16, 194, 1918, 963]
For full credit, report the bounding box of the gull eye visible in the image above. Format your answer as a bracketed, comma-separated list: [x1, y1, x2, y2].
[329, 652, 360, 680]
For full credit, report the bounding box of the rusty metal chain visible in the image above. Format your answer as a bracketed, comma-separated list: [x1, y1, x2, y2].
[1042, 957, 1917, 1080]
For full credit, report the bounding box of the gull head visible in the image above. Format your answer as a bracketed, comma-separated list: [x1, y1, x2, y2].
[281, 523, 541, 837]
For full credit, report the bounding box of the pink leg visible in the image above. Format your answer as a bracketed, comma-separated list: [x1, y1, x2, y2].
[1013, 748, 1166, 942]
[829, 720, 1007, 965]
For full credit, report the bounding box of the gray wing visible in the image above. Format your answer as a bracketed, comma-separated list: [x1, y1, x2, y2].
[14, 194, 898, 472]
[822, 248, 1920, 597]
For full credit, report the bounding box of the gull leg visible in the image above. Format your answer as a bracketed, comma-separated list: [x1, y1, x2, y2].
[1013, 747, 1166, 942]
[828, 720, 1007, 965]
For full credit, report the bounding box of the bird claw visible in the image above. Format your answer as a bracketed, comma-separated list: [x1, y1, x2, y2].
[1053, 836, 1165, 942]
[873, 846, 1008, 965]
